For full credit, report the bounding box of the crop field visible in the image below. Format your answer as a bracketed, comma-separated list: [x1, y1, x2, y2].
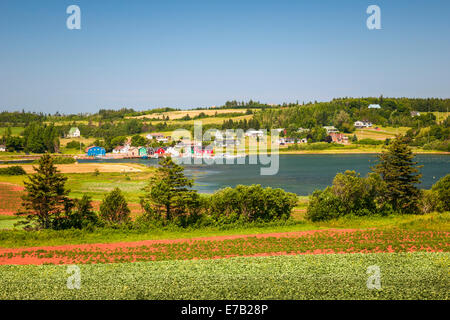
[354, 126, 409, 141]
[0, 182, 24, 215]
[0, 252, 447, 300]
[130, 108, 251, 120]
[0, 229, 448, 265]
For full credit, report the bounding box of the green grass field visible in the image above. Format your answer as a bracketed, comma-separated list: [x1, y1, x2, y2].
[0, 252, 447, 299]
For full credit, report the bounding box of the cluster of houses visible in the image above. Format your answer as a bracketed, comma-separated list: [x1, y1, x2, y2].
[85, 144, 171, 158]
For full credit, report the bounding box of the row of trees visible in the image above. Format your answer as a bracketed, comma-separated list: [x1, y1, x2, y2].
[307, 136, 449, 221]
[254, 97, 448, 132]
[1, 123, 60, 153]
[17, 156, 297, 230]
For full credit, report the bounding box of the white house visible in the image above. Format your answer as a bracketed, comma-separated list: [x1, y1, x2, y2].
[113, 145, 130, 154]
[156, 137, 169, 143]
[67, 127, 81, 138]
[354, 121, 373, 128]
[323, 126, 338, 134]
[245, 130, 264, 138]
[0, 145, 6, 152]
[368, 104, 381, 109]
[146, 133, 164, 140]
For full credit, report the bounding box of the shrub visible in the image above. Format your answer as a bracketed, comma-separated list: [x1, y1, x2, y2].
[207, 185, 297, 224]
[355, 138, 383, 145]
[420, 190, 440, 214]
[431, 174, 450, 212]
[306, 188, 342, 221]
[100, 188, 131, 225]
[65, 140, 85, 149]
[306, 171, 391, 222]
[32, 156, 76, 164]
[0, 166, 26, 175]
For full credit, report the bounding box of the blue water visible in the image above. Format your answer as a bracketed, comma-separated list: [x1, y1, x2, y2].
[78, 154, 450, 195]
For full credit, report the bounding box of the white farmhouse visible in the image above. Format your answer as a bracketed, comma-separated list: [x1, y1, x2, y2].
[67, 127, 81, 138]
[245, 129, 264, 138]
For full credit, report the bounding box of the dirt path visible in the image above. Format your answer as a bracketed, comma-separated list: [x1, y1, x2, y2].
[0, 163, 144, 174]
[0, 228, 357, 253]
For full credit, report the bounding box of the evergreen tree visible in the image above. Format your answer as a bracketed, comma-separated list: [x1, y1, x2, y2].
[374, 135, 422, 214]
[99, 188, 130, 224]
[17, 154, 71, 229]
[141, 157, 198, 221]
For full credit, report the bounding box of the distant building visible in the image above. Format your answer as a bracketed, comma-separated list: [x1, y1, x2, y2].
[128, 147, 139, 157]
[155, 147, 166, 156]
[354, 120, 373, 128]
[245, 130, 264, 138]
[112, 145, 130, 154]
[0, 145, 6, 152]
[138, 147, 147, 157]
[329, 133, 349, 144]
[411, 111, 421, 117]
[368, 104, 381, 109]
[297, 138, 308, 144]
[156, 137, 169, 143]
[146, 133, 164, 140]
[86, 146, 106, 157]
[323, 126, 338, 134]
[297, 128, 310, 133]
[67, 127, 81, 138]
[147, 147, 155, 156]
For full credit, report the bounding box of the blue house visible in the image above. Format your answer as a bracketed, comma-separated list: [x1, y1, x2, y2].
[86, 146, 106, 157]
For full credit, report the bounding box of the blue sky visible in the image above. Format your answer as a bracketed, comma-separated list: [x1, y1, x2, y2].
[1, 0, 449, 113]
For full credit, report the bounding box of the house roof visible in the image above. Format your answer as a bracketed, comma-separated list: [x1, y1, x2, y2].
[68, 127, 79, 134]
[368, 104, 381, 109]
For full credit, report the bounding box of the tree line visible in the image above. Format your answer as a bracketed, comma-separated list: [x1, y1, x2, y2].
[307, 136, 449, 221]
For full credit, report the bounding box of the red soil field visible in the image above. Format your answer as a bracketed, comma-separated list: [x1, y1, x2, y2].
[0, 183, 24, 215]
[0, 229, 447, 265]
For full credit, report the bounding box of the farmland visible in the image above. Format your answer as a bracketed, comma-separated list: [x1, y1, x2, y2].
[0, 252, 447, 300]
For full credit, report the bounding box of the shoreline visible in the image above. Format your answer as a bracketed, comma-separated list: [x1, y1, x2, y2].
[0, 150, 449, 162]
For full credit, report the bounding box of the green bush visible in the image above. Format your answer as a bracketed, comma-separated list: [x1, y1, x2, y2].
[431, 174, 450, 211]
[100, 188, 131, 225]
[306, 171, 391, 222]
[207, 185, 297, 224]
[355, 138, 383, 145]
[32, 156, 76, 164]
[0, 166, 26, 175]
[65, 140, 85, 149]
[420, 190, 440, 214]
[288, 142, 347, 151]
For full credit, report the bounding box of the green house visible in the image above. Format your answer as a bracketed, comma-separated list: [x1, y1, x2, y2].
[138, 147, 147, 157]
[67, 127, 80, 138]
